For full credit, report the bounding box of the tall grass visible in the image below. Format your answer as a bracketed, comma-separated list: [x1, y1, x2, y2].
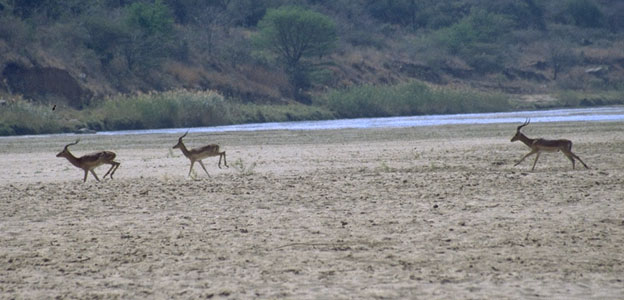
[230, 102, 334, 124]
[554, 89, 624, 107]
[0, 99, 63, 135]
[87, 90, 230, 130]
[8, 82, 618, 136]
[318, 81, 510, 118]
[85, 90, 336, 131]
[0, 90, 338, 135]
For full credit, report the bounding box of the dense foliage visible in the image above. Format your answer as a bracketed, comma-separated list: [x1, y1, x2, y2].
[320, 81, 510, 118]
[254, 6, 337, 95]
[1, 0, 623, 135]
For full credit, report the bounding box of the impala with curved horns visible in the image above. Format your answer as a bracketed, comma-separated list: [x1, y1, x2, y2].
[173, 130, 228, 177]
[56, 139, 120, 182]
[510, 119, 589, 171]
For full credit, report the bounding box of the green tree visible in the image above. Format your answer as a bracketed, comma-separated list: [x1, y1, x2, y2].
[565, 0, 603, 28]
[548, 39, 579, 81]
[6, 0, 91, 21]
[365, 0, 424, 30]
[254, 6, 337, 100]
[486, 0, 546, 30]
[434, 9, 514, 73]
[124, 0, 176, 70]
[127, 0, 174, 36]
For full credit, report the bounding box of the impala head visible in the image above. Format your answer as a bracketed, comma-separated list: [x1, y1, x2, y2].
[173, 130, 189, 149]
[511, 119, 530, 142]
[57, 139, 80, 157]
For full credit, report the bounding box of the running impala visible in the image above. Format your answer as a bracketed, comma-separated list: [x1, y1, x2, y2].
[511, 119, 589, 170]
[173, 130, 228, 177]
[56, 139, 120, 182]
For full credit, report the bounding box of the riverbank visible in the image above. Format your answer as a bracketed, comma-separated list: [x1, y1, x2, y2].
[1, 122, 623, 298]
[3, 84, 624, 136]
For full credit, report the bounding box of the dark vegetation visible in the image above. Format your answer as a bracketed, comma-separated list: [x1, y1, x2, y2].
[1, 0, 623, 135]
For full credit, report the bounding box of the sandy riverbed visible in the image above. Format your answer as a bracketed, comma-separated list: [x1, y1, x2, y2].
[0, 122, 623, 299]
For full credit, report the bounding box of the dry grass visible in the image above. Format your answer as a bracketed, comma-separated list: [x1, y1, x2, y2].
[580, 43, 624, 64]
[164, 61, 207, 88]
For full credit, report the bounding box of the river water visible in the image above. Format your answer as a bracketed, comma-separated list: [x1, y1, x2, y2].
[96, 105, 624, 136]
[4, 106, 623, 139]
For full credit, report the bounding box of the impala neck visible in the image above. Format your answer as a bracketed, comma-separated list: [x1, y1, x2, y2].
[177, 141, 192, 157]
[60, 151, 82, 168]
[516, 132, 535, 148]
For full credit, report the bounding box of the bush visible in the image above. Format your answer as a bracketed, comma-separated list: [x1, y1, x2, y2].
[432, 9, 513, 73]
[230, 102, 335, 124]
[0, 15, 29, 47]
[486, 0, 546, 30]
[566, 0, 604, 28]
[0, 99, 63, 135]
[254, 6, 337, 93]
[0, 89, 339, 135]
[126, 0, 174, 36]
[90, 90, 230, 130]
[434, 9, 513, 54]
[463, 44, 507, 73]
[89, 90, 336, 131]
[554, 89, 624, 108]
[84, 17, 130, 65]
[123, 0, 176, 70]
[318, 81, 510, 119]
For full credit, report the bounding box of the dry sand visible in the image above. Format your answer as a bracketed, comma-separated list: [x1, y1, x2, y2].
[0, 122, 623, 299]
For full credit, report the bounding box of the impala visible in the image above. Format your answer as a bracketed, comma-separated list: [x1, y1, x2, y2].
[510, 119, 589, 170]
[56, 140, 120, 182]
[173, 130, 228, 177]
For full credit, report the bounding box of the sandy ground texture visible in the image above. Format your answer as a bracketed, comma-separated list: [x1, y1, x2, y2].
[1, 122, 623, 299]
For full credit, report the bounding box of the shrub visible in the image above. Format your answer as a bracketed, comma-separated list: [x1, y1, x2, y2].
[566, 0, 604, 28]
[231, 158, 257, 176]
[84, 17, 130, 65]
[0, 99, 62, 135]
[126, 0, 174, 36]
[462, 44, 507, 73]
[91, 90, 230, 130]
[88, 89, 337, 131]
[123, 0, 176, 70]
[555, 89, 624, 108]
[0, 15, 29, 47]
[254, 6, 337, 94]
[432, 9, 513, 73]
[0, 89, 340, 135]
[487, 0, 546, 30]
[319, 81, 510, 119]
[229, 102, 335, 124]
[434, 9, 513, 54]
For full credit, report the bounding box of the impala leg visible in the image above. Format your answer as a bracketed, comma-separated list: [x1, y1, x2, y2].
[110, 162, 120, 178]
[103, 162, 120, 179]
[565, 150, 589, 169]
[218, 151, 228, 168]
[90, 169, 101, 182]
[188, 161, 196, 177]
[562, 151, 576, 169]
[531, 152, 541, 171]
[198, 160, 211, 177]
[103, 164, 114, 178]
[222, 151, 228, 168]
[574, 154, 589, 169]
[514, 150, 537, 166]
[83, 170, 89, 182]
